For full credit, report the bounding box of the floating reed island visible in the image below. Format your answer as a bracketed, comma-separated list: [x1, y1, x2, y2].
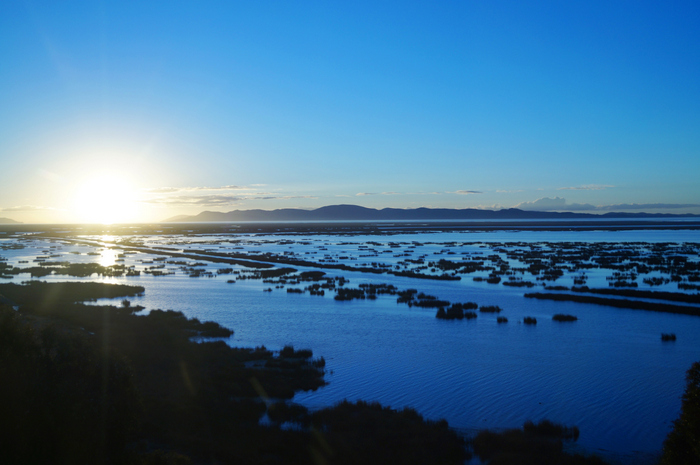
[552, 314, 578, 322]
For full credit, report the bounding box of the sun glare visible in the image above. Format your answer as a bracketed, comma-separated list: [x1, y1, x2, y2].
[71, 174, 141, 224]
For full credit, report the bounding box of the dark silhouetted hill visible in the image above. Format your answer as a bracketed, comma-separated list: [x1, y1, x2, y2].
[163, 205, 699, 222]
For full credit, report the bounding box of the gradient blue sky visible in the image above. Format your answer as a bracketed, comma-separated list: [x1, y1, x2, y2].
[2, 0, 700, 223]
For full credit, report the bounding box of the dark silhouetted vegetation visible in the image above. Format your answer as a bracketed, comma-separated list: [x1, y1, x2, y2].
[525, 292, 700, 316]
[522, 419, 579, 440]
[503, 279, 536, 288]
[545, 285, 570, 291]
[0, 304, 139, 464]
[436, 303, 479, 320]
[412, 294, 451, 308]
[523, 317, 537, 325]
[571, 286, 700, 304]
[0, 280, 144, 308]
[0, 281, 476, 464]
[497, 316, 508, 323]
[552, 314, 578, 322]
[335, 287, 367, 301]
[661, 333, 677, 341]
[280, 345, 313, 359]
[396, 288, 418, 303]
[480, 305, 503, 313]
[472, 420, 607, 465]
[308, 400, 469, 465]
[0, 282, 330, 464]
[296, 270, 324, 280]
[3, 261, 142, 278]
[661, 361, 700, 465]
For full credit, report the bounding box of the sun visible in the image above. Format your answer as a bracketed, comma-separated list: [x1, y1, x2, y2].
[71, 174, 141, 224]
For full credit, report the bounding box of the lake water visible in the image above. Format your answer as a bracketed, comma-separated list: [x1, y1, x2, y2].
[2, 227, 699, 463]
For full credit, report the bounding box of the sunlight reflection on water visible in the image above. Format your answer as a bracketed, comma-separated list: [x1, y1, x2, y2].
[98, 247, 118, 267]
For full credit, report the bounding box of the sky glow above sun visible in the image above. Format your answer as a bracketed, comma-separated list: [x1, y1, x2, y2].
[2, 1, 700, 223]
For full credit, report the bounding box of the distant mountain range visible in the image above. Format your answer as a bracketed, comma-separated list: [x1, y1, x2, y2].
[163, 204, 700, 222]
[0, 217, 19, 224]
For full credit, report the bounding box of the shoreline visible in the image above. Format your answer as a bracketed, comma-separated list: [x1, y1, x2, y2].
[2, 219, 700, 236]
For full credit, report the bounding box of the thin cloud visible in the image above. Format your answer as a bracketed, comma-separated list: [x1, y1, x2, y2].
[250, 195, 317, 200]
[515, 197, 597, 211]
[597, 203, 700, 211]
[210, 185, 248, 191]
[145, 187, 181, 194]
[144, 195, 243, 206]
[144, 194, 317, 206]
[1, 205, 56, 212]
[473, 203, 506, 210]
[356, 191, 410, 196]
[452, 190, 483, 195]
[558, 184, 615, 191]
[514, 197, 700, 212]
[145, 185, 251, 194]
[496, 189, 524, 194]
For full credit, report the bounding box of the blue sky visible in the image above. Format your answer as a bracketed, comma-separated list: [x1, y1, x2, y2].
[2, 1, 699, 223]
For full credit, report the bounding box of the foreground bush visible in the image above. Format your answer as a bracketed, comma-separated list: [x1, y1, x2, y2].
[661, 362, 700, 464]
[0, 305, 139, 464]
[310, 400, 469, 465]
[472, 420, 607, 465]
